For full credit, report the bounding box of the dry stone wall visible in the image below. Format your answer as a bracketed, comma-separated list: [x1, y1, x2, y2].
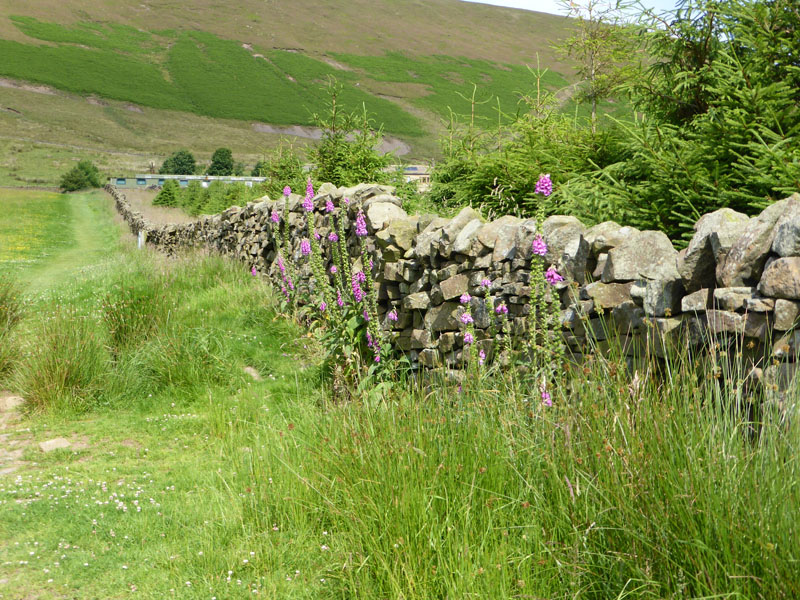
[107, 184, 800, 389]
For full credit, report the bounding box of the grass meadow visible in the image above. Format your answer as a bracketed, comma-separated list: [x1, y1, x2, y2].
[1, 190, 798, 598]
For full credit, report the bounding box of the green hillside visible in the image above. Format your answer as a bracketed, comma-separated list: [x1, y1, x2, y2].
[0, 0, 586, 184]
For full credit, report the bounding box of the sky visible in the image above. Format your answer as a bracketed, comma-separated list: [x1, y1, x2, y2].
[461, 0, 680, 17]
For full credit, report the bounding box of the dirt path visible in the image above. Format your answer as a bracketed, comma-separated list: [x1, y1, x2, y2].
[0, 392, 26, 476]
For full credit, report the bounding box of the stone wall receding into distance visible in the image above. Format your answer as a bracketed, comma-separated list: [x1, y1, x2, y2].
[107, 183, 800, 391]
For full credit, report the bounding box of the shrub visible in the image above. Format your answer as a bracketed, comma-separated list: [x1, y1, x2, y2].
[251, 143, 306, 199]
[206, 147, 234, 176]
[59, 159, 102, 192]
[152, 179, 179, 207]
[309, 79, 391, 187]
[159, 149, 196, 175]
[565, 0, 800, 243]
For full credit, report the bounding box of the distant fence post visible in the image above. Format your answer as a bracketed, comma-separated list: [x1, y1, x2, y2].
[137, 229, 146, 249]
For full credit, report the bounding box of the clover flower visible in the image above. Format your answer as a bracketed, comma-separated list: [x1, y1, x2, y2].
[464, 332, 474, 345]
[545, 266, 564, 285]
[328, 231, 338, 242]
[460, 293, 471, 304]
[535, 173, 552, 197]
[300, 239, 311, 256]
[270, 210, 280, 224]
[460, 312, 474, 324]
[388, 308, 399, 322]
[495, 303, 508, 315]
[532, 234, 547, 256]
[325, 199, 335, 213]
[283, 186, 291, 197]
[355, 211, 368, 237]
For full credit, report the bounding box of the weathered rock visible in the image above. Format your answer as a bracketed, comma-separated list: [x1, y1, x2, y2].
[492, 223, 520, 262]
[774, 299, 800, 330]
[424, 302, 461, 332]
[585, 221, 639, 254]
[363, 193, 402, 210]
[410, 329, 432, 349]
[717, 196, 794, 286]
[678, 208, 751, 292]
[39, 438, 71, 453]
[773, 330, 800, 359]
[643, 279, 685, 317]
[452, 219, 483, 255]
[376, 217, 418, 252]
[366, 202, 407, 232]
[771, 193, 800, 257]
[558, 235, 590, 284]
[414, 219, 448, 258]
[611, 301, 646, 334]
[682, 288, 711, 313]
[602, 231, 677, 282]
[418, 349, 440, 367]
[764, 363, 800, 391]
[581, 282, 633, 310]
[593, 253, 608, 279]
[713, 287, 757, 312]
[442, 207, 482, 245]
[542, 215, 586, 267]
[745, 296, 775, 313]
[477, 215, 521, 249]
[706, 310, 769, 339]
[758, 257, 800, 299]
[403, 290, 432, 311]
[440, 274, 470, 301]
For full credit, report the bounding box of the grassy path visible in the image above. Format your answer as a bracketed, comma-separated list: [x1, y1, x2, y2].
[0, 190, 325, 598]
[21, 190, 119, 293]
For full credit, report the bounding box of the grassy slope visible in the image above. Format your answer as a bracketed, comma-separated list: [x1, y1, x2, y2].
[0, 0, 575, 67]
[0, 0, 587, 184]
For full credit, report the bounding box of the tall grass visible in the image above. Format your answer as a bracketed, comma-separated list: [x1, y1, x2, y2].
[230, 343, 800, 598]
[11, 252, 298, 412]
[0, 276, 23, 379]
[16, 309, 109, 413]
